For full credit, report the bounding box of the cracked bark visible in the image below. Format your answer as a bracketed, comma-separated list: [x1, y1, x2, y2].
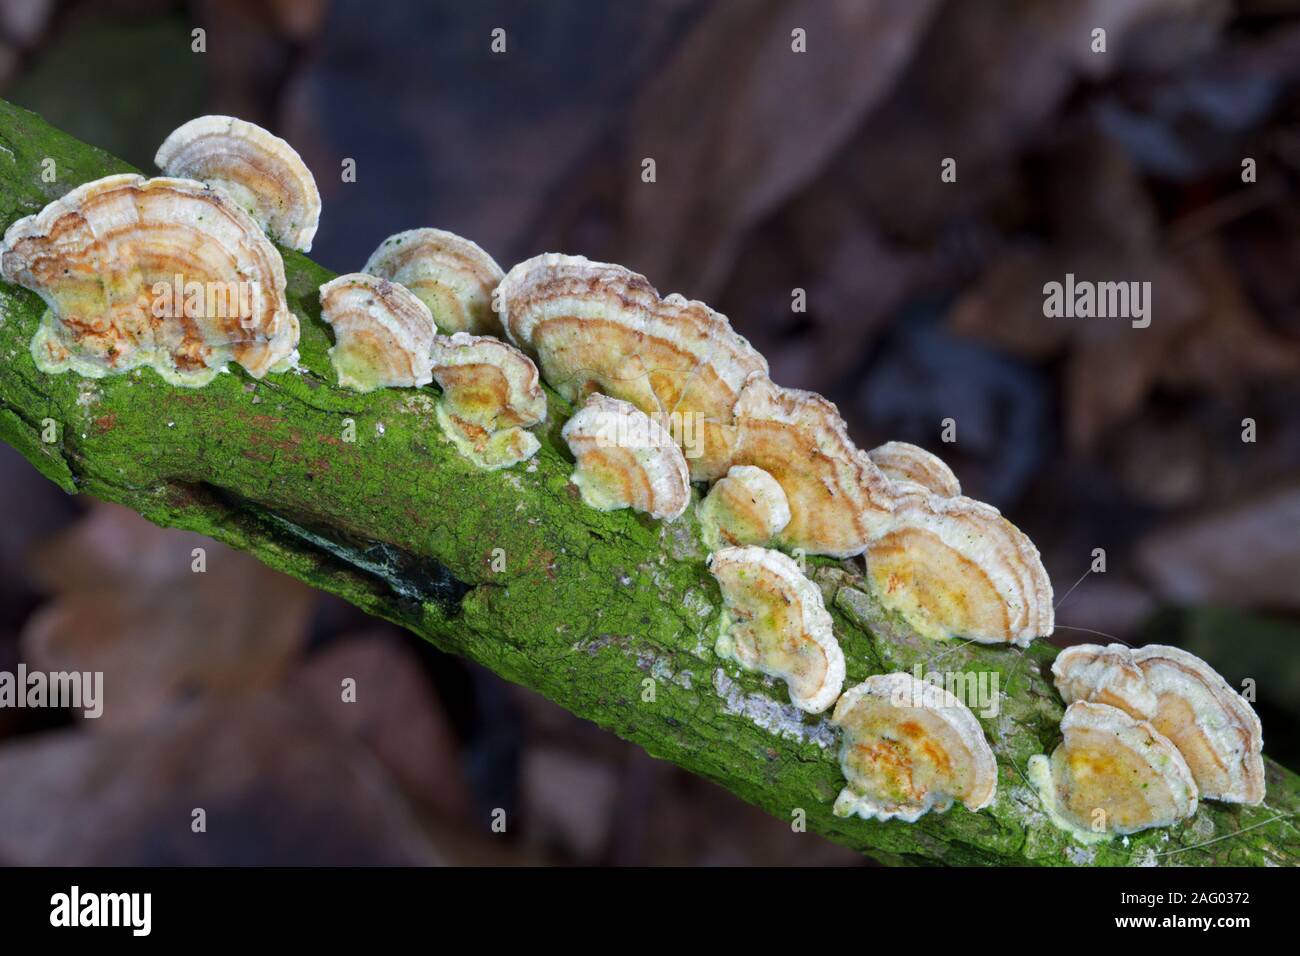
[1, 98, 1296, 866]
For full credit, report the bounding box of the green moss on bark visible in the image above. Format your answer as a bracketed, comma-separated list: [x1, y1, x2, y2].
[1, 98, 1296, 865]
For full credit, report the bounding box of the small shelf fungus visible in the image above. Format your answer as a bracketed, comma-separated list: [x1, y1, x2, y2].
[1051, 643, 1157, 721]
[560, 393, 690, 520]
[155, 115, 321, 252]
[698, 465, 791, 549]
[707, 546, 844, 714]
[830, 672, 996, 822]
[1133, 645, 1265, 805]
[867, 441, 961, 497]
[862, 487, 1053, 646]
[319, 273, 436, 393]
[1, 173, 298, 385]
[429, 332, 547, 470]
[1029, 701, 1198, 840]
[729, 375, 895, 558]
[498, 253, 768, 481]
[363, 228, 505, 336]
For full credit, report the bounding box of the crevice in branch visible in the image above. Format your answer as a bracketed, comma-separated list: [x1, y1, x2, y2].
[174, 480, 473, 615]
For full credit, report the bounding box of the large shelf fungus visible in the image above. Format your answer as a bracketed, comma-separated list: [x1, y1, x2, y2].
[698, 465, 791, 549]
[1029, 701, 1198, 840]
[319, 273, 436, 393]
[363, 228, 505, 336]
[862, 486, 1054, 646]
[707, 546, 844, 714]
[867, 441, 961, 497]
[429, 332, 547, 470]
[560, 393, 690, 520]
[155, 115, 321, 252]
[1, 173, 298, 385]
[498, 253, 768, 481]
[729, 375, 895, 557]
[830, 672, 997, 822]
[1133, 645, 1265, 805]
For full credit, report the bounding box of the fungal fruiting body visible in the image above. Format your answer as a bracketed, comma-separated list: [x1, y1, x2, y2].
[1133, 645, 1265, 805]
[830, 672, 996, 822]
[1051, 643, 1157, 720]
[430, 332, 547, 469]
[319, 273, 436, 392]
[1, 174, 298, 385]
[363, 228, 504, 336]
[1029, 701, 1197, 839]
[498, 253, 768, 481]
[698, 465, 791, 549]
[708, 547, 844, 713]
[155, 115, 321, 252]
[862, 487, 1053, 646]
[561, 393, 690, 520]
[867, 441, 961, 497]
[729, 375, 895, 557]
[1048, 643, 1265, 805]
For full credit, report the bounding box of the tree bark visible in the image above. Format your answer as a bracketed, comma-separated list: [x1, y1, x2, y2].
[1, 98, 1296, 866]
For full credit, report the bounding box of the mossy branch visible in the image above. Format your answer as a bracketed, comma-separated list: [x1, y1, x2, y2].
[1, 99, 1296, 866]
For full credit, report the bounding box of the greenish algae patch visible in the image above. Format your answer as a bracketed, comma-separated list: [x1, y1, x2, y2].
[0, 406, 75, 492]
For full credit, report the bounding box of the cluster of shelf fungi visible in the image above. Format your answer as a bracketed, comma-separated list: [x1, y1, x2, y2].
[0, 115, 1264, 839]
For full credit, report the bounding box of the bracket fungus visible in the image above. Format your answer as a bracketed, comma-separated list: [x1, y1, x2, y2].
[429, 332, 547, 470]
[363, 228, 505, 336]
[1133, 645, 1265, 805]
[155, 115, 321, 252]
[1051, 643, 1157, 721]
[729, 375, 895, 557]
[830, 672, 997, 822]
[867, 441, 961, 497]
[698, 465, 791, 549]
[862, 487, 1053, 646]
[319, 273, 436, 393]
[560, 393, 690, 520]
[1, 173, 298, 385]
[707, 546, 844, 714]
[498, 253, 768, 481]
[1029, 701, 1198, 839]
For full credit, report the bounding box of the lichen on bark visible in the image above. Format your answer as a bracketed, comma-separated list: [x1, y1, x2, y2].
[1, 98, 1296, 865]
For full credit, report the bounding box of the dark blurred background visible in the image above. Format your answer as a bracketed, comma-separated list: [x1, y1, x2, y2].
[1, 0, 1298, 865]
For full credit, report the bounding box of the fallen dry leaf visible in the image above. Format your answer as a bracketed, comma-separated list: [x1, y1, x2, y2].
[295, 631, 473, 823]
[521, 746, 619, 860]
[1137, 484, 1300, 610]
[21, 502, 313, 730]
[0, 689, 444, 865]
[622, 0, 940, 296]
